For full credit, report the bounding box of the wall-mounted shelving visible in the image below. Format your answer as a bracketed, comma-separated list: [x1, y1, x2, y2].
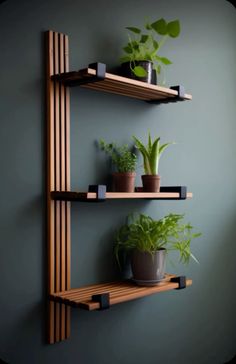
[46, 30, 193, 344]
[50, 275, 192, 311]
[53, 63, 192, 104]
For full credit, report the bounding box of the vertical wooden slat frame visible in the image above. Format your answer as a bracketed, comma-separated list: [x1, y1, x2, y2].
[46, 30, 71, 344]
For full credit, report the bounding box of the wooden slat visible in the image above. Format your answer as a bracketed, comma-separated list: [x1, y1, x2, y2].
[50, 277, 192, 311]
[47, 30, 71, 344]
[64, 33, 71, 340]
[46, 30, 56, 344]
[51, 191, 193, 201]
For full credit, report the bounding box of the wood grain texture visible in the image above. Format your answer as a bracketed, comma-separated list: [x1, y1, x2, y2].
[46, 30, 71, 344]
[50, 276, 192, 311]
[51, 191, 193, 201]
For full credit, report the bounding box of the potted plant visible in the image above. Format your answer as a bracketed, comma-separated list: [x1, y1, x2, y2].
[99, 139, 137, 192]
[115, 213, 201, 286]
[133, 132, 173, 192]
[120, 18, 181, 84]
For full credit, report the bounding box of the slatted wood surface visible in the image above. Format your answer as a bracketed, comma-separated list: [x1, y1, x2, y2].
[53, 68, 192, 102]
[46, 30, 71, 344]
[50, 276, 192, 311]
[51, 191, 193, 201]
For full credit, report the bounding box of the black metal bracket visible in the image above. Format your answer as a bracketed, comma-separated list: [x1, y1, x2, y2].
[88, 184, 107, 201]
[52, 62, 106, 87]
[170, 276, 186, 290]
[147, 85, 186, 105]
[160, 186, 187, 200]
[135, 186, 187, 200]
[92, 293, 110, 310]
[227, 0, 236, 8]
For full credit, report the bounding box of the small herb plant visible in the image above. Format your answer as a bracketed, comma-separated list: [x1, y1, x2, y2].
[99, 139, 137, 173]
[120, 18, 181, 80]
[133, 132, 173, 175]
[115, 213, 201, 266]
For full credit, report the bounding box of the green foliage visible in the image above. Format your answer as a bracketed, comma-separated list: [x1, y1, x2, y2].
[133, 132, 173, 175]
[99, 139, 137, 173]
[120, 18, 181, 82]
[115, 213, 201, 267]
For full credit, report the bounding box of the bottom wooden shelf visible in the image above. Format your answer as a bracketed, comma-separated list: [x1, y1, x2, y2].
[50, 274, 192, 311]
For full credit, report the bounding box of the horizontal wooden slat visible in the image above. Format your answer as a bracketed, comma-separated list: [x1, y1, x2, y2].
[50, 276, 192, 311]
[52, 67, 192, 103]
[51, 191, 193, 201]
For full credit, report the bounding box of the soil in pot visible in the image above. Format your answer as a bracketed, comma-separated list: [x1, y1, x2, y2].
[142, 175, 160, 192]
[131, 249, 166, 286]
[112, 172, 136, 192]
[121, 61, 153, 84]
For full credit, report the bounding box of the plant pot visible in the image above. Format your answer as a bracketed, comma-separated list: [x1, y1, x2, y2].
[121, 61, 153, 84]
[131, 249, 166, 286]
[112, 172, 136, 192]
[142, 174, 160, 192]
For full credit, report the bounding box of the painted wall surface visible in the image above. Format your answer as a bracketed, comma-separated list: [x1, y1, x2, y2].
[0, 0, 236, 363]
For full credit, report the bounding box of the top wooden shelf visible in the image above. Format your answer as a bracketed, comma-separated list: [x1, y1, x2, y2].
[52, 63, 192, 104]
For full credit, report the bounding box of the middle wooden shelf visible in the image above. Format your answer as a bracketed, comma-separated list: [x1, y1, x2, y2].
[51, 190, 193, 201]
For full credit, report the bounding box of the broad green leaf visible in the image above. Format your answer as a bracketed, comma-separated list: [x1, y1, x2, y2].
[152, 39, 159, 50]
[148, 132, 152, 154]
[126, 26, 141, 34]
[133, 66, 148, 77]
[151, 18, 167, 35]
[123, 46, 132, 54]
[159, 57, 172, 65]
[167, 20, 180, 38]
[150, 138, 160, 174]
[140, 34, 149, 43]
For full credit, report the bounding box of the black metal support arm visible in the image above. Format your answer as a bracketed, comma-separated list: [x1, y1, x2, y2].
[147, 85, 186, 105]
[92, 293, 110, 310]
[170, 276, 186, 290]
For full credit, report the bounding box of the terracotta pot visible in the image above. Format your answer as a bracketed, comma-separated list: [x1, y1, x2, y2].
[121, 61, 153, 84]
[141, 175, 160, 192]
[112, 172, 136, 192]
[131, 249, 166, 286]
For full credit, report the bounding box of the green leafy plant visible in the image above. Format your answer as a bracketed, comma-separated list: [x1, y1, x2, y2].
[133, 132, 173, 175]
[120, 18, 181, 80]
[115, 213, 201, 267]
[99, 139, 137, 173]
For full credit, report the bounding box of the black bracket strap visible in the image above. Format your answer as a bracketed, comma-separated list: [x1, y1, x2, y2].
[88, 185, 107, 201]
[170, 276, 186, 290]
[92, 293, 110, 310]
[160, 186, 187, 200]
[147, 85, 186, 105]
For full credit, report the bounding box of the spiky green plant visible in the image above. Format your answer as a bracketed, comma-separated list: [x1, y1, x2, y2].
[133, 133, 173, 175]
[115, 213, 201, 267]
[99, 139, 137, 173]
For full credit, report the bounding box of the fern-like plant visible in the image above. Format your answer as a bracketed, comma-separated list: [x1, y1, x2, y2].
[133, 133, 173, 175]
[115, 213, 201, 267]
[99, 139, 137, 173]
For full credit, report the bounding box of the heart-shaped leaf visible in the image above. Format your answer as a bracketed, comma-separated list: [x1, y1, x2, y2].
[133, 66, 148, 77]
[140, 35, 149, 43]
[167, 20, 180, 38]
[151, 18, 167, 35]
[160, 57, 172, 65]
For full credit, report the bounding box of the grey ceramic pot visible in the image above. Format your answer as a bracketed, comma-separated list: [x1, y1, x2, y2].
[131, 249, 166, 285]
[121, 61, 153, 84]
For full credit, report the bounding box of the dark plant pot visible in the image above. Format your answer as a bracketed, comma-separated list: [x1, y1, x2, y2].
[142, 175, 160, 192]
[112, 172, 136, 192]
[131, 249, 166, 286]
[121, 61, 153, 84]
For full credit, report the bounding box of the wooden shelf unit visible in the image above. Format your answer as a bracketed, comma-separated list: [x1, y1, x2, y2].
[51, 190, 193, 201]
[50, 275, 192, 311]
[46, 30, 193, 344]
[53, 65, 192, 103]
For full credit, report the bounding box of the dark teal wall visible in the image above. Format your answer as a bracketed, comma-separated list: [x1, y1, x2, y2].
[0, 0, 236, 363]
